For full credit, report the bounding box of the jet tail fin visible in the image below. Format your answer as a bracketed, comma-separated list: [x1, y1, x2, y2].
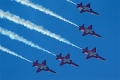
[33, 60, 38, 67]
[77, 2, 82, 8]
[79, 24, 84, 30]
[82, 47, 88, 53]
[56, 53, 62, 60]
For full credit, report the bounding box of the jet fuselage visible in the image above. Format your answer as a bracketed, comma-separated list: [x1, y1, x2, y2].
[35, 64, 47, 69]
[58, 57, 71, 63]
[79, 6, 91, 11]
[81, 28, 93, 33]
[63, 58, 71, 63]
[84, 50, 97, 57]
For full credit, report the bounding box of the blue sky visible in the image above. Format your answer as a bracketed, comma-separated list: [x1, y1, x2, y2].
[0, 0, 119, 80]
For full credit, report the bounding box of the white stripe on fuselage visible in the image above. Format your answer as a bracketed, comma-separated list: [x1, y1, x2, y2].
[89, 52, 97, 56]
[85, 29, 93, 33]
[79, 7, 91, 11]
[78, 7, 82, 10]
[83, 7, 91, 11]
[63, 58, 70, 62]
[40, 65, 47, 69]
[85, 52, 97, 56]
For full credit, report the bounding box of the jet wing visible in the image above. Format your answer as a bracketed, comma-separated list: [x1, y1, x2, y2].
[36, 68, 42, 73]
[82, 32, 88, 36]
[91, 47, 96, 53]
[79, 24, 85, 30]
[80, 9, 86, 13]
[65, 53, 70, 59]
[86, 3, 90, 8]
[88, 25, 92, 30]
[60, 61, 65, 66]
[86, 55, 92, 59]
[42, 60, 46, 65]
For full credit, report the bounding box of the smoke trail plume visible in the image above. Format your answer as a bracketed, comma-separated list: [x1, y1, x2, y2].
[0, 9, 83, 50]
[0, 45, 32, 63]
[15, 0, 79, 27]
[0, 27, 56, 56]
[66, 0, 77, 5]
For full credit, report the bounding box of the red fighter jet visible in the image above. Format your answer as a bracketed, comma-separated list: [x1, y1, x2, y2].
[76, 2, 99, 15]
[79, 24, 102, 38]
[82, 47, 106, 61]
[32, 60, 56, 73]
[56, 53, 80, 67]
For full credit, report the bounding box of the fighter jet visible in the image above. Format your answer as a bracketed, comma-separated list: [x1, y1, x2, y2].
[76, 2, 99, 15]
[82, 47, 106, 61]
[56, 53, 80, 67]
[32, 60, 56, 73]
[79, 24, 102, 37]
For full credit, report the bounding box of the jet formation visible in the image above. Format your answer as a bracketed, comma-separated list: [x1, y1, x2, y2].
[31, 1, 106, 74]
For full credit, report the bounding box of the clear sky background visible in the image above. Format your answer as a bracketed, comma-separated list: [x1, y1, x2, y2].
[0, 0, 119, 80]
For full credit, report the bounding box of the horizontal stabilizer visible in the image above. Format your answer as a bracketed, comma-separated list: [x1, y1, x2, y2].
[77, 2, 82, 8]
[56, 53, 62, 60]
[82, 47, 88, 53]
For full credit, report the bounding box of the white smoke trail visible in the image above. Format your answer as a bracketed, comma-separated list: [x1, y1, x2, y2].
[0, 9, 83, 50]
[0, 27, 56, 56]
[15, 0, 79, 27]
[66, 0, 77, 5]
[0, 45, 32, 63]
